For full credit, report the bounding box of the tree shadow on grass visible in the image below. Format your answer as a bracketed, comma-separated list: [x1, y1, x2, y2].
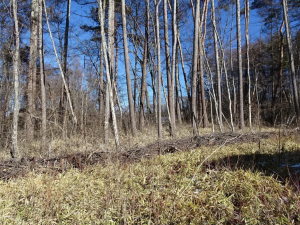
[203, 148, 300, 189]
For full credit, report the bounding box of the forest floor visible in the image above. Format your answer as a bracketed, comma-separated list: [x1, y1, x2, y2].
[0, 128, 300, 223]
[0, 128, 299, 181]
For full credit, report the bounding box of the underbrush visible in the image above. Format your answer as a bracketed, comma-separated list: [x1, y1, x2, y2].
[0, 136, 299, 224]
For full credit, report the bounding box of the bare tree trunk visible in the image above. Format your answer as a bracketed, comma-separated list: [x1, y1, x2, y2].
[163, 0, 176, 137]
[199, 0, 209, 128]
[26, 0, 38, 140]
[99, 50, 104, 130]
[209, 93, 214, 133]
[139, 0, 149, 131]
[11, 0, 20, 159]
[122, 0, 137, 136]
[104, 84, 110, 143]
[236, 0, 244, 129]
[39, 0, 47, 152]
[175, 43, 182, 124]
[150, 68, 157, 123]
[61, 0, 71, 128]
[108, 0, 115, 79]
[245, 0, 252, 130]
[230, 4, 236, 123]
[171, 0, 178, 125]
[177, 38, 191, 104]
[98, 0, 119, 148]
[154, 0, 162, 140]
[211, 0, 223, 132]
[283, 0, 300, 120]
[192, 0, 200, 135]
[174, 0, 181, 124]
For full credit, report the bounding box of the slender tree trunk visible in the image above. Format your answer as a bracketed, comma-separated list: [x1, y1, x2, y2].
[192, 0, 200, 134]
[98, 0, 119, 148]
[104, 84, 110, 143]
[279, 21, 284, 123]
[139, 0, 149, 131]
[236, 0, 244, 129]
[171, 0, 178, 126]
[199, 0, 209, 128]
[99, 49, 104, 130]
[163, 0, 175, 137]
[122, 0, 137, 136]
[61, 0, 71, 127]
[154, 0, 162, 140]
[108, 0, 115, 80]
[177, 38, 191, 104]
[11, 0, 20, 159]
[211, 0, 223, 132]
[230, 4, 236, 122]
[175, 43, 182, 124]
[245, 0, 252, 130]
[150, 67, 157, 122]
[26, 0, 38, 140]
[283, 0, 300, 119]
[209, 93, 214, 133]
[39, 0, 47, 152]
[174, 0, 181, 124]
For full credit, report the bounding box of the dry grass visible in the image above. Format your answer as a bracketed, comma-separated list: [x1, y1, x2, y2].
[0, 123, 210, 161]
[0, 136, 299, 224]
[0, 122, 295, 162]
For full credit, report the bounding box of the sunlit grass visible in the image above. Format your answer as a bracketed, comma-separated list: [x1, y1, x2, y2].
[0, 136, 299, 224]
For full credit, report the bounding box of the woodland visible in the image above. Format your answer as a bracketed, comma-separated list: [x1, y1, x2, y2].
[0, 0, 300, 223]
[1, 0, 300, 154]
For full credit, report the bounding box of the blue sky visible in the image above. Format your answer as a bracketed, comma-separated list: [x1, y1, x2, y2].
[42, 0, 266, 109]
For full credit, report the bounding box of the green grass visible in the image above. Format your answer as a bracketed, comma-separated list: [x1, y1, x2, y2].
[0, 136, 299, 224]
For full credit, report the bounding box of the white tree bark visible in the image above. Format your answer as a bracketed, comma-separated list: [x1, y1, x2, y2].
[245, 0, 252, 130]
[11, 0, 20, 159]
[98, 0, 120, 148]
[236, 0, 244, 129]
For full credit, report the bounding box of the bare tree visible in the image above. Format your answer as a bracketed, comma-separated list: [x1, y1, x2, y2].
[199, 0, 209, 128]
[211, 0, 223, 132]
[11, 0, 20, 159]
[139, 0, 149, 131]
[97, 0, 119, 148]
[60, 0, 72, 128]
[39, 0, 47, 152]
[171, 0, 178, 124]
[282, 0, 300, 120]
[154, 0, 162, 140]
[163, 0, 176, 137]
[122, 0, 137, 136]
[99, 47, 104, 130]
[236, 0, 244, 129]
[192, 0, 201, 134]
[245, 0, 252, 130]
[26, 0, 38, 140]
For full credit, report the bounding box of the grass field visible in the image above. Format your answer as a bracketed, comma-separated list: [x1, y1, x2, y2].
[0, 133, 299, 224]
